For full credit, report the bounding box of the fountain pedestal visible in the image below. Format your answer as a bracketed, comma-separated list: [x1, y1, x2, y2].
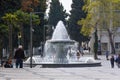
[53, 43, 68, 64]
[50, 41, 74, 64]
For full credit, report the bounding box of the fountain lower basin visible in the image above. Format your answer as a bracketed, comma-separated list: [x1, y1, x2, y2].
[24, 55, 101, 68]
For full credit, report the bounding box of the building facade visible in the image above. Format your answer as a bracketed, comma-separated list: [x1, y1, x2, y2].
[98, 27, 120, 54]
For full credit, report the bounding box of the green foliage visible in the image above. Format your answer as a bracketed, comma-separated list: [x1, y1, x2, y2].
[0, 24, 8, 59]
[14, 10, 40, 48]
[15, 10, 40, 25]
[80, 0, 120, 36]
[2, 13, 18, 25]
[0, 24, 8, 48]
[0, 0, 47, 52]
[14, 10, 29, 24]
[31, 13, 40, 25]
[0, 24, 8, 36]
[80, 0, 120, 55]
[68, 0, 88, 42]
[48, 0, 67, 27]
[0, 0, 21, 52]
[2, 13, 18, 59]
[0, 0, 21, 23]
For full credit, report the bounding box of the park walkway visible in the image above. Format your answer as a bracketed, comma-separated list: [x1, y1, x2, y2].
[0, 55, 120, 80]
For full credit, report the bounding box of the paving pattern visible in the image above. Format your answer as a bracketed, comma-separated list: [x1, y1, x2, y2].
[0, 55, 120, 80]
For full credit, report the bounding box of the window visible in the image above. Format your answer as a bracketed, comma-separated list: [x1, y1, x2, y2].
[101, 43, 108, 51]
[115, 42, 120, 49]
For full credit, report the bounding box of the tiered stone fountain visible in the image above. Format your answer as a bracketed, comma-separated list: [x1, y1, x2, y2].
[44, 21, 75, 64]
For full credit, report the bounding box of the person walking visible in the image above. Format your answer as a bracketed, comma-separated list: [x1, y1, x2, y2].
[105, 51, 109, 60]
[110, 55, 115, 68]
[14, 45, 25, 68]
[115, 54, 120, 68]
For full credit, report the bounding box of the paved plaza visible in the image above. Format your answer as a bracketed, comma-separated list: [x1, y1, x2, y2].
[0, 55, 120, 80]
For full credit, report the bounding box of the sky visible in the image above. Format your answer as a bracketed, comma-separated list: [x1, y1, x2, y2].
[46, 0, 72, 14]
[59, 0, 72, 13]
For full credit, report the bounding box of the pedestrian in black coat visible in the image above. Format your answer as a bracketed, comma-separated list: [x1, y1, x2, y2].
[110, 55, 115, 68]
[14, 45, 25, 68]
[115, 54, 120, 68]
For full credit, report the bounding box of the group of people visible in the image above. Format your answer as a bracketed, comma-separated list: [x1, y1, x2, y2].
[3, 45, 25, 68]
[110, 54, 120, 68]
[3, 45, 120, 69]
[3, 59, 13, 68]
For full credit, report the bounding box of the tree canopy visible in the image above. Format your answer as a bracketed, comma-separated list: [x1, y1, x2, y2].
[78, 0, 120, 55]
[48, 0, 67, 27]
[68, 0, 88, 44]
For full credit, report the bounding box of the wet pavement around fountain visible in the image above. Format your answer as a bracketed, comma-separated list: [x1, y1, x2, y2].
[0, 55, 120, 80]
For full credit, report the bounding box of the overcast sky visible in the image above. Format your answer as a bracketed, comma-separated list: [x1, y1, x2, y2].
[59, 0, 72, 13]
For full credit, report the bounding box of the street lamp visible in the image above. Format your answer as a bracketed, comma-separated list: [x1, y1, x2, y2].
[30, 12, 33, 68]
[30, 12, 45, 68]
[44, 25, 48, 44]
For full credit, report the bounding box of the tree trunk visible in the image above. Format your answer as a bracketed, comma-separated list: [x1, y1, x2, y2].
[94, 28, 98, 59]
[107, 29, 115, 54]
[0, 39, 3, 66]
[8, 24, 13, 59]
[93, 21, 99, 59]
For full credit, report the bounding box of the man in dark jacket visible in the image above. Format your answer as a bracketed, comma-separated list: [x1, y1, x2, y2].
[14, 45, 25, 68]
[110, 55, 115, 68]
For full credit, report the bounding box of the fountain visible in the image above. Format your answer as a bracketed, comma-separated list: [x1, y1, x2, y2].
[24, 21, 101, 67]
[44, 21, 76, 64]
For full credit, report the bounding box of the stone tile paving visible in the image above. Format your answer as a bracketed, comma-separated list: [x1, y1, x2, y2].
[0, 55, 120, 80]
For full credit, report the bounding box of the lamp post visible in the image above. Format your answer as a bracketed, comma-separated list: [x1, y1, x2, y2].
[30, 12, 44, 68]
[30, 12, 33, 68]
[44, 25, 48, 44]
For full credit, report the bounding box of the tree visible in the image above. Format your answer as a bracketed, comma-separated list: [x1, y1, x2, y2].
[14, 10, 40, 49]
[68, 0, 88, 44]
[21, 0, 47, 47]
[0, 0, 21, 23]
[21, 0, 40, 12]
[79, 0, 120, 56]
[2, 13, 18, 59]
[48, 0, 67, 27]
[0, 0, 47, 59]
[32, 0, 47, 47]
[94, 28, 98, 59]
[0, 0, 22, 57]
[14, 10, 30, 47]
